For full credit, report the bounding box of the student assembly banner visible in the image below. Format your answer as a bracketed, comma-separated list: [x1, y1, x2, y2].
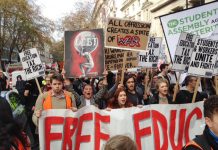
[138, 37, 162, 68]
[19, 48, 44, 80]
[105, 48, 138, 71]
[106, 17, 151, 51]
[188, 38, 218, 78]
[64, 29, 104, 78]
[160, 1, 218, 61]
[39, 102, 204, 150]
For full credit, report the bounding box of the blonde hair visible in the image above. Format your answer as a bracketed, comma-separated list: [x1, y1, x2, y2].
[156, 79, 169, 90]
[104, 135, 137, 150]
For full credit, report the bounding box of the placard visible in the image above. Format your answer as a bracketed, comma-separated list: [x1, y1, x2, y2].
[64, 29, 104, 78]
[106, 17, 151, 51]
[138, 37, 162, 68]
[187, 38, 218, 77]
[105, 48, 138, 70]
[19, 48, 44, 80]
[172, 32, 197, 72]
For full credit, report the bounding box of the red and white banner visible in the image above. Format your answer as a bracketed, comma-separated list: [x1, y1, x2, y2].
[39, 102, 204, 150]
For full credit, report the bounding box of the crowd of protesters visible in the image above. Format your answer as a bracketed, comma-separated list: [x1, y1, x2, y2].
[1, 63, 218, 149]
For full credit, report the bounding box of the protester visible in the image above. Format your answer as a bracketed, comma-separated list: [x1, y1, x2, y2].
[158, 64, 171, 84]
[0, 97, 30, 150]
[183, 95, 218, 149]
[32, 73, 77, 126]
[71, 76, 108, 109]
[107, 88, 133, 109]
[148, 79, 173, 104]
[42, 75, 52, 92]
[0, 69, 9, 91]
[124, 74, 144, 106]
[169, 83, 180, 98]
[104, 135, 137, 150]
[175, 75, 204, 104]
[15, 75, 26, 96]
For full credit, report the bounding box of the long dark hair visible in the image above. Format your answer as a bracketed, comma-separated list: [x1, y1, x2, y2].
[108, 88, 132, 109]
[0, 97, 29, 150]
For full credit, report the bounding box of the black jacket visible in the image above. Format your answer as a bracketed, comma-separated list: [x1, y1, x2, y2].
[183, 126, 218, 150]
[148, 92, 173, 104]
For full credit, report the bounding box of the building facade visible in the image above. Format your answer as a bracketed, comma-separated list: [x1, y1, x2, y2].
[92, 0, 216, 62]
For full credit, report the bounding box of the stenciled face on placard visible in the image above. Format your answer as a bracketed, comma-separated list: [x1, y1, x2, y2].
[74, 31, 98, 54]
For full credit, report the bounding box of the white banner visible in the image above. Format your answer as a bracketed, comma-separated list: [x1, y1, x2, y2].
[188, 38, 218, 78]
[19, 48, 44, 80]
[39, 102, 204, 150]
[160, 2, 218, 61]
[172, 32, 198, 72]
[138, 37, 162, 68]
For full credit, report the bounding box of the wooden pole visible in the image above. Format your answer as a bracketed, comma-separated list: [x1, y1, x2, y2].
[215, 76, 218, 95]
[35, 78, 42, 94]
[144, 68, 150, 94]
[120, 52, 127, 84]
[173, 72, 181, 102]
[192, 77, 200, 103]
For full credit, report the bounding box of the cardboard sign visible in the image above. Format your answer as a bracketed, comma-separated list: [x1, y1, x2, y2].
[160, 2, 218, 61]
[105, 48, 138, 71]
[19, 48, 44, 80]
[39, 102, 204, 150]
[106, 17, 151, 51]
[188, 38, 218, 78]
[138, 37, 162, 68]
[172, 33, 198, 72]
[64, 29, 105, 78]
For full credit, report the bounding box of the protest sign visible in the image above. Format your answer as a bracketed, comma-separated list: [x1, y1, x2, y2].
[64, 29, 104, 78]
[39, 102, 204, 150]
[187, 38, 218, 78]
[209, 27, 218, 75]
[105, 48, 138, 71]
[19, 48, 44, 80]
[138, 37, 162, 68]
[160, 1, 218, 61]
[106, 17, 151, 51]
[172, 32, 197, 72]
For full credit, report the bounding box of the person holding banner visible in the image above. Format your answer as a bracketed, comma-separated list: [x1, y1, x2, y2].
[0, 97, 30, 150]
[183, 95, 218, 150]
[107, 88, 133, 109]
[175, 76, 204, 104]
[32, 73, 77, 126]
[148, 79, 173, 104]
[70, 75, 108, 109]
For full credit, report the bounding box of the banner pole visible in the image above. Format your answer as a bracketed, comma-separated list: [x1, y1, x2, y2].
[173, 72, 181, 102]
[35, 78, 42, 94]
[144, 68, 150, 95]
[120, 52, 127, 84]
[215, 76, 218, 95]
[192, 77, 200, 103]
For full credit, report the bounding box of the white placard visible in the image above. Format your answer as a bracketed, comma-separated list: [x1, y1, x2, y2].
[19, 48, 45, 80]
[172, 32, 198, 72]
[138, 37, 162, 68]
[187, 38, 218, 77]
